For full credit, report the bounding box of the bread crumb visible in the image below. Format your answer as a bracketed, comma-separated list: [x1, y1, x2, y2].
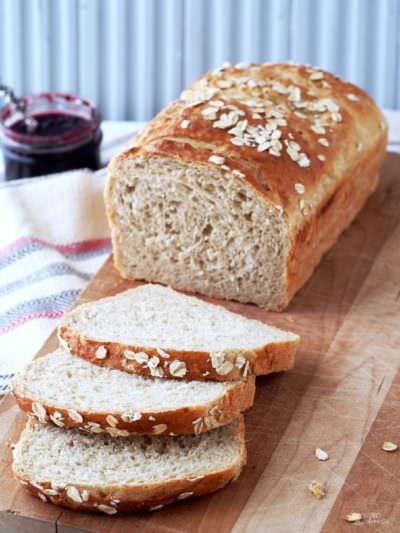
[308, 481, 325, 499]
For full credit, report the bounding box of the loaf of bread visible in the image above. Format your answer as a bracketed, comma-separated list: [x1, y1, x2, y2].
[12, 349, 255, 435]
[13, 418, 245, 514]
[106, 62, 387, 310]
[58, 284, 299, 381]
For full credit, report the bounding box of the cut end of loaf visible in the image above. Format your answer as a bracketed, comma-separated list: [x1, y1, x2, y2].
[13, 418, 246, 514]
[106, 154, 289, 310]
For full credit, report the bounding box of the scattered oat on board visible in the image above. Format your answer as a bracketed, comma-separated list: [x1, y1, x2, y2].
[382, 441, 398, 452]
[315, 448, 329, 461]
[344, 513, 363, 523]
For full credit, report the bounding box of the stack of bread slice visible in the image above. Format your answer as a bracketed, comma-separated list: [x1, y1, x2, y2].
[11, 284, 299, 514]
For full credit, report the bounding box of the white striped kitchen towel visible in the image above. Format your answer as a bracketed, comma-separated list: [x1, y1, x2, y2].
[0, 168, 111, 393]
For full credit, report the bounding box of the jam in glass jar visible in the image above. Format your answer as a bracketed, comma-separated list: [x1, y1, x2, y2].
[0, 92, 102, 180]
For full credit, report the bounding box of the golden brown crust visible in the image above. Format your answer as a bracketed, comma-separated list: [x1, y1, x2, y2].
[106, 62, 388, 311]
[12, 376, 255, 436]
[58, 324, 298, 382]
[15, 469, 242, 513]
[13, 418, 246, 514]
[285, 134, 387, 305]
[111, 63, 386, 218]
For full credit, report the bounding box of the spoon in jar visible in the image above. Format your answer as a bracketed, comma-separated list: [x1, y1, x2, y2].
[0, 83, 38, 133]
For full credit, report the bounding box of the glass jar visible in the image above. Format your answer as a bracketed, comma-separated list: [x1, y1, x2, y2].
[0, 92, 102, 180]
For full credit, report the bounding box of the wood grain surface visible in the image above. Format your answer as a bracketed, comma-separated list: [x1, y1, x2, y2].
[1, 153, 400, 532]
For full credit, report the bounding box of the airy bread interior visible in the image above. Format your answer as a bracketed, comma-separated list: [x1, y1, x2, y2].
[108, 157, 289, 309]
[13, 349, 245, 412]
[62, 284, 297, 351]
[13, 420, 243, 486]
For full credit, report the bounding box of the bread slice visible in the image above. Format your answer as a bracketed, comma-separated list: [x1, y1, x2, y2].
[58, 284, 299, 381]
[12, 349, 254, 435]
[13, 418, 245, 514]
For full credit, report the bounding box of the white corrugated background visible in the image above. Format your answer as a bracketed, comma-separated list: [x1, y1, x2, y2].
[0, 0, 399, 120]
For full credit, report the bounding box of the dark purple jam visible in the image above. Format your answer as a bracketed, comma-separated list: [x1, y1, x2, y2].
[11, 112, 90, 137]
[0, 93, 102, 180]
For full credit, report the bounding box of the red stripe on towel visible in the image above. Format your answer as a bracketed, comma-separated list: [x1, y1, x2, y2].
[0, 237, 111, 258]
[0, 310, 64, 335]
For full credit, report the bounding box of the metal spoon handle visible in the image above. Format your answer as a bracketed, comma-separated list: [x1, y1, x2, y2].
[0, 83, 26, 112]
[0, 83, 37, 132]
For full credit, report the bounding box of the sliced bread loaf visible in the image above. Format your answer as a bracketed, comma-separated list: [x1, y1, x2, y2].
[58, 284, 299, 381]
[106, 63, 386, 311]
[13, 418, 245, 514]
[12, 349, 254, 435]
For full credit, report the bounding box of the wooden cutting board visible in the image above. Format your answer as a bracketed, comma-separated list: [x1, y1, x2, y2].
[1, 153, 400, 532]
